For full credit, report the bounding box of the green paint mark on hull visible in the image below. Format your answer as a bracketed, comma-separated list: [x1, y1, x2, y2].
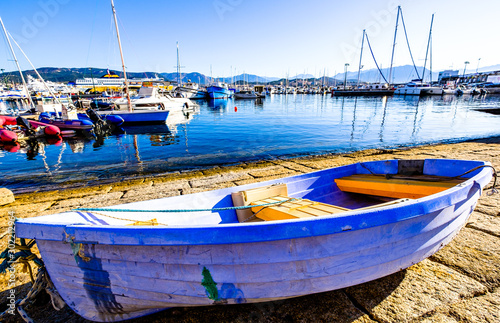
[201, 266, 219, 301]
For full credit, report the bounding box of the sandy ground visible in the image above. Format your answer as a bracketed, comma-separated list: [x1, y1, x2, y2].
[1, 137, 499, 322]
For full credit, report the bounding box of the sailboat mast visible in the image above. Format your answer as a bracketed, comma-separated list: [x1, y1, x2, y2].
[8, 33, 64, 107]
[356, 29, 365, 89]
[421, 13, 434, 83]
[111, 0, 131, 112]
[388, 6, 400, 86]
[176, 41, 181, 85]
[0, 17, 34, 109]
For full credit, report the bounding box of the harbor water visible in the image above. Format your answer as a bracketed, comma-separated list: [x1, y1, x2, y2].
[1, 94, 500, 192]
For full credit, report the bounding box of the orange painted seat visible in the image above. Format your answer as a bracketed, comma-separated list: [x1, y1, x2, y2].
[334, 174, 465, 199]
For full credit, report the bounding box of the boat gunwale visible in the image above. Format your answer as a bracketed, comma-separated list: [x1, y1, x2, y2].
[15, 159, 492, 246]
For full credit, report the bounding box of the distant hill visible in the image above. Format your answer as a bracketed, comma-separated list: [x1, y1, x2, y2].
[333, 65, 432, 84]
[161, 73, 279, 85]
[290, 74, 315, 80]
[1, 64, 498, 86]
[0, 67, 163, 84]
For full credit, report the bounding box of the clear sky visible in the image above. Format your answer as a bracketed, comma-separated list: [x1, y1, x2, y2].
[0, 0, 498, 78]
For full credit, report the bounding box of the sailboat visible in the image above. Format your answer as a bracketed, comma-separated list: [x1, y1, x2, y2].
[0, 17, 35, 113]
[333, 26, 395, 97]
[98, 0, 180, 124]
[394, 13, 443, 96]
[173, 42, 208, 100]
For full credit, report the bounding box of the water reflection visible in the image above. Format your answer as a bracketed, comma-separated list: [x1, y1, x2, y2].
[208, 99, 228, 111]
[379, 96, 388, 142]
[1, 95, 500, 191]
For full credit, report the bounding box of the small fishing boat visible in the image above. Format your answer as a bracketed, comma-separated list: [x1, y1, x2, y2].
[15, 158, 494, 322]
[207, 82, 231, 99]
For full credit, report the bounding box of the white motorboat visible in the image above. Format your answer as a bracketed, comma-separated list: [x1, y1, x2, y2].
[234, 90, 258, 99]
[114, 86, 192, 111]
[175, 82, 207, 99]
[394, 81, 443, 96]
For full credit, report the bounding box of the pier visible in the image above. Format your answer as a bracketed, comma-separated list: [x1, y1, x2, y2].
[1, 137, 499, 322]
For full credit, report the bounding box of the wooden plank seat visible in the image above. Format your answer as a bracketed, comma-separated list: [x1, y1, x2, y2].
[334, 174, 465, 199]
[231, 183, 351, 222]
[250, 195, 350, 221]
[232, 183, 412, 222]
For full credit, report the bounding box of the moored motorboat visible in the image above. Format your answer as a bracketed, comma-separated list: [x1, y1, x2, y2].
[102, 86, 189, 125]
[442, 87, 458, 95]
[14, 158, 494, 322]
[234, 90, 258, 99]
[175, 82, 208, 99]
[113, 86, 191, 111]
[97, 109, 170, 125]
[207, 82, 231, 99]
[394, 81, 443, 96]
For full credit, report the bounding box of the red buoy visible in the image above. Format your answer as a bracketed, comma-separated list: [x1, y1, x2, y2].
[234, 106, 238, 112]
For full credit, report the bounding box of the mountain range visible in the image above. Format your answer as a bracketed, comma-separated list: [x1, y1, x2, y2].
[0, 64, 498, 86]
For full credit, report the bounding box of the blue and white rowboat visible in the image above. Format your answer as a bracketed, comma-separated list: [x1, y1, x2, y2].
[15, 159, 494, 322]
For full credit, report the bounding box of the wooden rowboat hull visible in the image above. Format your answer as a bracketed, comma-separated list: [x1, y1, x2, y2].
[16, 159, 493, 322]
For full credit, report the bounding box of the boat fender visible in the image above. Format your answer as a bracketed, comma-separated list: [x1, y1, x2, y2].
[0, 129, 18, 143]
[43, 125, 61, 136]
[1, 116, 17, 126]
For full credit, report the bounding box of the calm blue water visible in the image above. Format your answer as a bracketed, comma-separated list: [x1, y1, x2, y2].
[1, 94, 500, 192]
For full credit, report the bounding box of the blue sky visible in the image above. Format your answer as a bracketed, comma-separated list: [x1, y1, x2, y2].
[0, 0, 498, 78]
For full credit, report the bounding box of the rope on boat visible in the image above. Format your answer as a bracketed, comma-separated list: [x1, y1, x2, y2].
[74, 197, 302, 214]
[0, 220, 65, 322]
[359, 163, 499, 195]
